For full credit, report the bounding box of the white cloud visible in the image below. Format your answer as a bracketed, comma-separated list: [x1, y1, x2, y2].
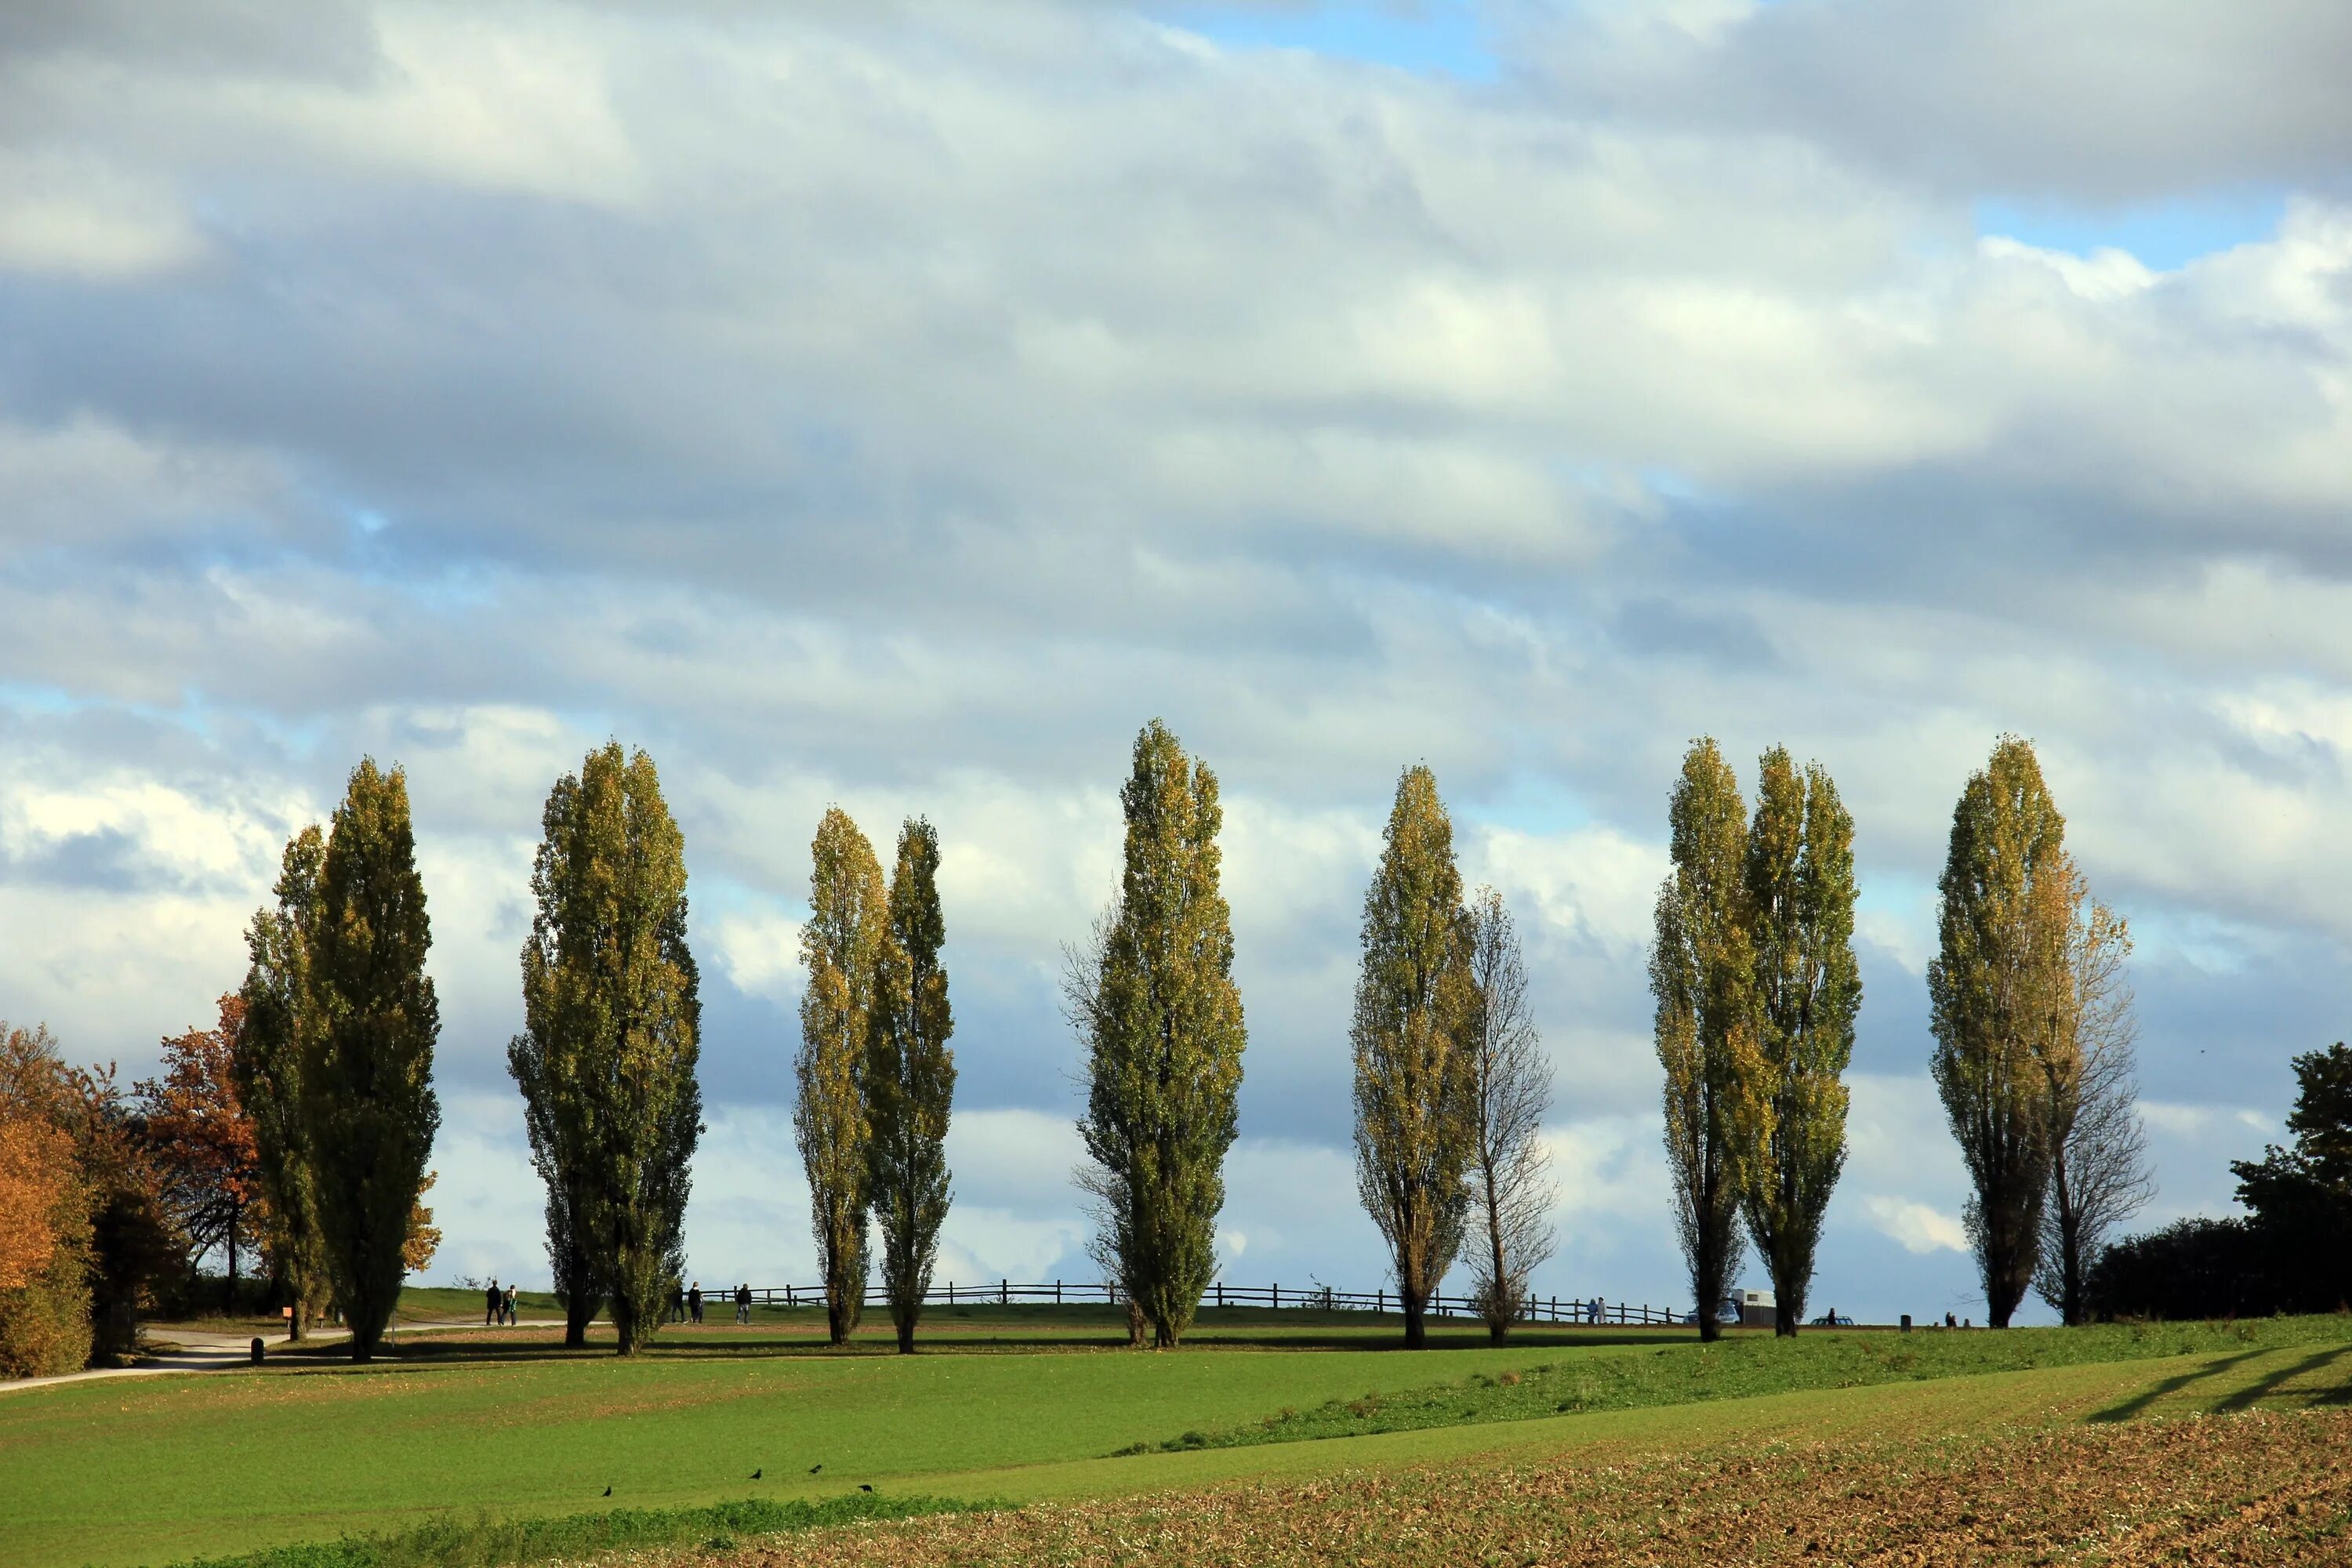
[5, 0, 2347, 1323]
[0, 151, 205, 278]
[1862, 1196, 1968, 1256]
[713, 909, 804, 1003]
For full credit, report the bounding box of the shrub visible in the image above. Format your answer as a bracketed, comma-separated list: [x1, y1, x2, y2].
[2085, 1217, 2274, 1322]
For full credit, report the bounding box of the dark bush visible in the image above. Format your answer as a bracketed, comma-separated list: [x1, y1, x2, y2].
[2085, 1217, 2275, 1321]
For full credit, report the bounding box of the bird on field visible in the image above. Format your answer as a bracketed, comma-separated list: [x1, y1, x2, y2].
[859, 1484, 874, 1494]
[808, 1463, 823, 1475]
[752, 1469, 762, 1480]
[602, 1487, 612, 1497]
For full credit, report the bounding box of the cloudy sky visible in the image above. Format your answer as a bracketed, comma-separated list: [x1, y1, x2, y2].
[4, 0, 2348, 1325]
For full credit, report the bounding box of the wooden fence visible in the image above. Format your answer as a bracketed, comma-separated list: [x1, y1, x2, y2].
[695, 1279, 1684, 1327]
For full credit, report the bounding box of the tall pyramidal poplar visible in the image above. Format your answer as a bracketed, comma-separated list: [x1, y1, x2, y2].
[1652, 738, 1761, 1344]
[1352, 764, 1477, 1351]
[1930, 735, 2068, 1328]
[866, 818, 956, 1355]
[302, 760, 441, 1363]
[235, 826, 331, 1341]
[1077, 720, 1247, 1349]
[797, 808, 886, 1346]
[510, 744, 702, 1355]
[1739, 747, 1860, 1337]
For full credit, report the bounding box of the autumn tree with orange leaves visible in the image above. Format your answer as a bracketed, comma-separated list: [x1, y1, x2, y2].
[136, 996, 266, 1302]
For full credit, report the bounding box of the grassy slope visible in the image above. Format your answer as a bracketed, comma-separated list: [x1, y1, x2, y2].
[161, 1345, 2352, 1568]
[13, 1312, 2350, 1568]
[0, 1320, 1584, 1568]
[1148, 1314, 2352, 1450]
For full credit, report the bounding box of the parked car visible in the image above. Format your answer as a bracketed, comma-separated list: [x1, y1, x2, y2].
[1809, 1312, 1855, 1327]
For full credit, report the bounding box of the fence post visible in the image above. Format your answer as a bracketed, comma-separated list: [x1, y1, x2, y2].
[1215, 1281, 1224, 1308]
[1272, 1282, 1279, 1308]
[1001, 1277, 1008, 1306]
[1056, 1279, 1062, 1305]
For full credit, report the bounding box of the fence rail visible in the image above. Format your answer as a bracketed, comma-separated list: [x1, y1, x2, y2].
[687, 1279, 1684, 1327]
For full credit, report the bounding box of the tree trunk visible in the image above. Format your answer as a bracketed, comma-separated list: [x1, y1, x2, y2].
[1772, 1238, 1804, 1337]
[1402, 1279, 1428, 1349]
[565, 1289, 596, 1349]
[2050, 1154, 2083, 1327]
[1124, 1298, 1147, 1347]
[1483, 1189, 1511, 1343]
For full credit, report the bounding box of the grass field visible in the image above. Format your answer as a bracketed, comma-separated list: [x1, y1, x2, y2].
[4, 1300, 2349, 1568]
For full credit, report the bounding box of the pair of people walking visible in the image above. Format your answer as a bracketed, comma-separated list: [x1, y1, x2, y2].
[483, 1279, 516, 1327]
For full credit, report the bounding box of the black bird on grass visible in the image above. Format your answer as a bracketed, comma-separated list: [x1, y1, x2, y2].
[858, 1484, 874, 1494]
[808, 1463, 822, 1475]
[602, 1487, 612, 1497]
[751, 1469, 762, 1480]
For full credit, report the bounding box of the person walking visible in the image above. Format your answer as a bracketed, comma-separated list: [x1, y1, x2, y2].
[735, 1283, 751, 1325]
[503, 1283, 518, 1327]
[485, 1278, 502, 1327]
[688, 1282, 703, 1325]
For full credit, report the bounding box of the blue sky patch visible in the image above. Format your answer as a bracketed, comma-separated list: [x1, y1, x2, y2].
[1159, 1, 1497, 81]
[1975, 187, 2288, 272]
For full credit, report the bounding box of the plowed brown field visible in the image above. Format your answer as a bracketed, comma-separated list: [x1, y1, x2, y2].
[691, 1407, 2352, 1567]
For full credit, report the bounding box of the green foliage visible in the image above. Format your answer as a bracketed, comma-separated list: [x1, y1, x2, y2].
[798, 808, 887, 1346]
[158, 1492, 979, 1568]
[1652, 738, 1756, 1343]
[1929, 735, 2067, 1327]
[510, 744, 702, 1356]
[1740, 749, 1860, 1335]
[303, 760, 442, 1362]
[1153, 1315, 2352, 1452]
[866, 818, 956, 1354]
[0, 1233, 92, 1379]
[236, 827, 330, 1338]
[1352, 764, 1475, 1349]
[1079, 720, 1247, 1349]
[2230, 1041, 2352, 1312]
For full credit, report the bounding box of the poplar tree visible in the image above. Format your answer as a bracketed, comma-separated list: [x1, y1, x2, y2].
[866, 818, 956, 1354]
[1077, 720, 1247, 1349]
[1353, 764, 1476, 1350]
[1463, 886, 1555, 1341]
[1929, 736, 2068, 1328]
[1739, 748, 1860, 1337]
[302, 760, 441, 1363]
[797, 808, 886, 1346]
[1652, 738, 1759, 1344]
[235, 826, 330, 1341]
[510, 744, 702, 1354]
[2031, 869, 2149, 1326]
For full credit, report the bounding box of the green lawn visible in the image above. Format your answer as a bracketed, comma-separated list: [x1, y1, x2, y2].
[1154, 1312, 2352, 1449]
[1, 1315, 1586, 1567]
[6, 1306, 2350, 1568]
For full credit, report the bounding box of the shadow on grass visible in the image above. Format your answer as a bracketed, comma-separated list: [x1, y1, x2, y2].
[2089, 1348, 2276, 1423]
[2212, 1343, 2352, 1414]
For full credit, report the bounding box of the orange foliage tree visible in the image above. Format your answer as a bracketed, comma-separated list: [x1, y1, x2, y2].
[136, 996, 265, 1298]
[0, 1112, 72, 1290]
